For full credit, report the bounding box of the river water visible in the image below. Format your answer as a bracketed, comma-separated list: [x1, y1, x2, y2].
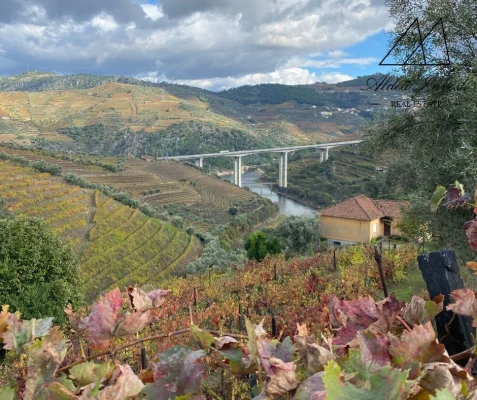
[223, 170, 316, 216]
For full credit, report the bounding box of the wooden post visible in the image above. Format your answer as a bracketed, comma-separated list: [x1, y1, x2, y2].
[418, 250, 475, 358]
[141, 347, 147, 370]
[374, 246, 388, 298]
[333, 249, 337, 270]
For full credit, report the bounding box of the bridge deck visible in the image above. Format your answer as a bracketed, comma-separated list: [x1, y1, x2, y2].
[156, 140, 362, 160]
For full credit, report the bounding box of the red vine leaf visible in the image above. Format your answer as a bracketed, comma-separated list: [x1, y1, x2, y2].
[442, 185, 472, 209]
[388, 322, 446, 379]
[142, 345, 206, 399]
[358, 330, 392, 368]
[78, 288, 124, 351]
[258, 337, 295, 375]
[292, 372, 326, 400]
[329, 296, 379, 345]
[463, 220, 477, 252]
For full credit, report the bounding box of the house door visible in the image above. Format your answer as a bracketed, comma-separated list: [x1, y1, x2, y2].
[384, 222, 391, 237]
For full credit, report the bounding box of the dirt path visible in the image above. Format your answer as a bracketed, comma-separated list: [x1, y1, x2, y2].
[76, 190, 97, 260]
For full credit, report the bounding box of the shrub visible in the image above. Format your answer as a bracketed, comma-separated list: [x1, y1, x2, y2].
[0, 217, 82, 325]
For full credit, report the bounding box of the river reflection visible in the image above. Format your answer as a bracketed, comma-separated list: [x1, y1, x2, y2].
[223, 170, 316, 216]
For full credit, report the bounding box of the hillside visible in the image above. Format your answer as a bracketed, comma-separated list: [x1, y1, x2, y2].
[261, 147, 393, 208]
[0, 72, 406, 158]
[0, 159, 202, 301]
[0, 145, 275, 234]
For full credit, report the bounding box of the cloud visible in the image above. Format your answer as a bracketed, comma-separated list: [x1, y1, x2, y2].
[139, 66, 354, 91]
[315, 72, 354, 83]
[0, 0, 392, 84]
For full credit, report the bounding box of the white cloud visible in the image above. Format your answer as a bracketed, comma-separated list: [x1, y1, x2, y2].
[140, 67, 321, 91]
[91, 13, 118, 33]
[315, 72, 354, 83]
[141, 4, 164, 21]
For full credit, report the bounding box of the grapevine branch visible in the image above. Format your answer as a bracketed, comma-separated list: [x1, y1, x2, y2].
[56, 327, 248, 375]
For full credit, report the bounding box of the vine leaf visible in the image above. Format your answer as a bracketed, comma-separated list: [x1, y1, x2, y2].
[294, 324, 333, 375]
[142, 345, 206, 399]
[387, 322, 446, 379]
[2, 315, 53, 352]
[403, 295, 444, 326]
[259, 337, 295, 375]
[113, 311, 154, 337]
[431, 388, 459, 399]
[24, 327, 69, 400]
[127, 286, 171, 312]
[78, 288, 124, 351]
[68, 361, 114, 387]
[329, 296, 403, 345]
[358, 330, 391, 368]
[419, 362, 471, 397]
[95, 364, 145, 400]
[190, 324, 215, 349]
[265, 361, 299, 399]
[64, 304, 81, 331]
[43, 381, 77, 400]
[323, 360, 410, 400]
[430, 185, 446, 213]
[292, 372, 326, 400]
[447, 289, 477, 324]
[0, 305, 10, 340]
[0, 386, 15, 400]
[441, 184, 472, 209]
[463, 219, 477, 252]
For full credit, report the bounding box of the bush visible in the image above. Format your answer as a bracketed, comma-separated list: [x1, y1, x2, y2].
[0, 217, 82, 325]
[171, 215, 183, 229]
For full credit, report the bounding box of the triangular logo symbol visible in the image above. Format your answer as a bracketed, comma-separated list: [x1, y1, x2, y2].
[380, 18, 451, 66]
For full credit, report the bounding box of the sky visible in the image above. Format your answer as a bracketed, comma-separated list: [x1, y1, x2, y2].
[0, 0, 397, 91]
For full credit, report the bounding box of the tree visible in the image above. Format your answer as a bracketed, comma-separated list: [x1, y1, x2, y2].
[0, 216, 82, 325]
[363, 0, 477, 262]
[244, 231, 281, 261]
[276, 215, 320, 256]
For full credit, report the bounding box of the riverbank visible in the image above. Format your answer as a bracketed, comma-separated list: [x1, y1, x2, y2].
[273, 189, 320, 212]
[222, 170, 316, 216]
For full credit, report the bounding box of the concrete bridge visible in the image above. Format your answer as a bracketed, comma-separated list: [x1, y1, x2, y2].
[157, 140, 362, 191]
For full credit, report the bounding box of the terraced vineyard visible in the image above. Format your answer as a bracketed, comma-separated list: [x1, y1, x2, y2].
[80, 191, 202, 301]
[0, 160, 203, 301]
[0, 145, 276, 231]
[0, 161, 90, 252]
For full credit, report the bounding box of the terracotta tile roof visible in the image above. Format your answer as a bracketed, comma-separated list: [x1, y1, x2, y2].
[318, 195, 408, 221]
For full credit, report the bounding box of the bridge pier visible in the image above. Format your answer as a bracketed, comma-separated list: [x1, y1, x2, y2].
[278, 151, 288, 192]
[320, 150, 324, 163]
[233, 156, 242, 187]
[194, 157, 204, 168]
[324, 148, 329, 161]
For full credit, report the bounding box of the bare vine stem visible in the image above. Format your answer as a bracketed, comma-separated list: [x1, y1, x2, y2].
[56, 327, 248, 375]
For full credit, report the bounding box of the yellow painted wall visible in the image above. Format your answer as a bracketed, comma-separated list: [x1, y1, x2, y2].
[319, 215, 371, 243]
[320, 215, 404, 243]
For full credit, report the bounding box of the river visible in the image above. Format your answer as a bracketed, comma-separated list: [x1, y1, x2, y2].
[223, 170, 316, 216]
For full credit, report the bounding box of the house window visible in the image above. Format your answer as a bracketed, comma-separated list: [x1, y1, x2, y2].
[373, 223, 377, 233]
[333, 241, 341, 248]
